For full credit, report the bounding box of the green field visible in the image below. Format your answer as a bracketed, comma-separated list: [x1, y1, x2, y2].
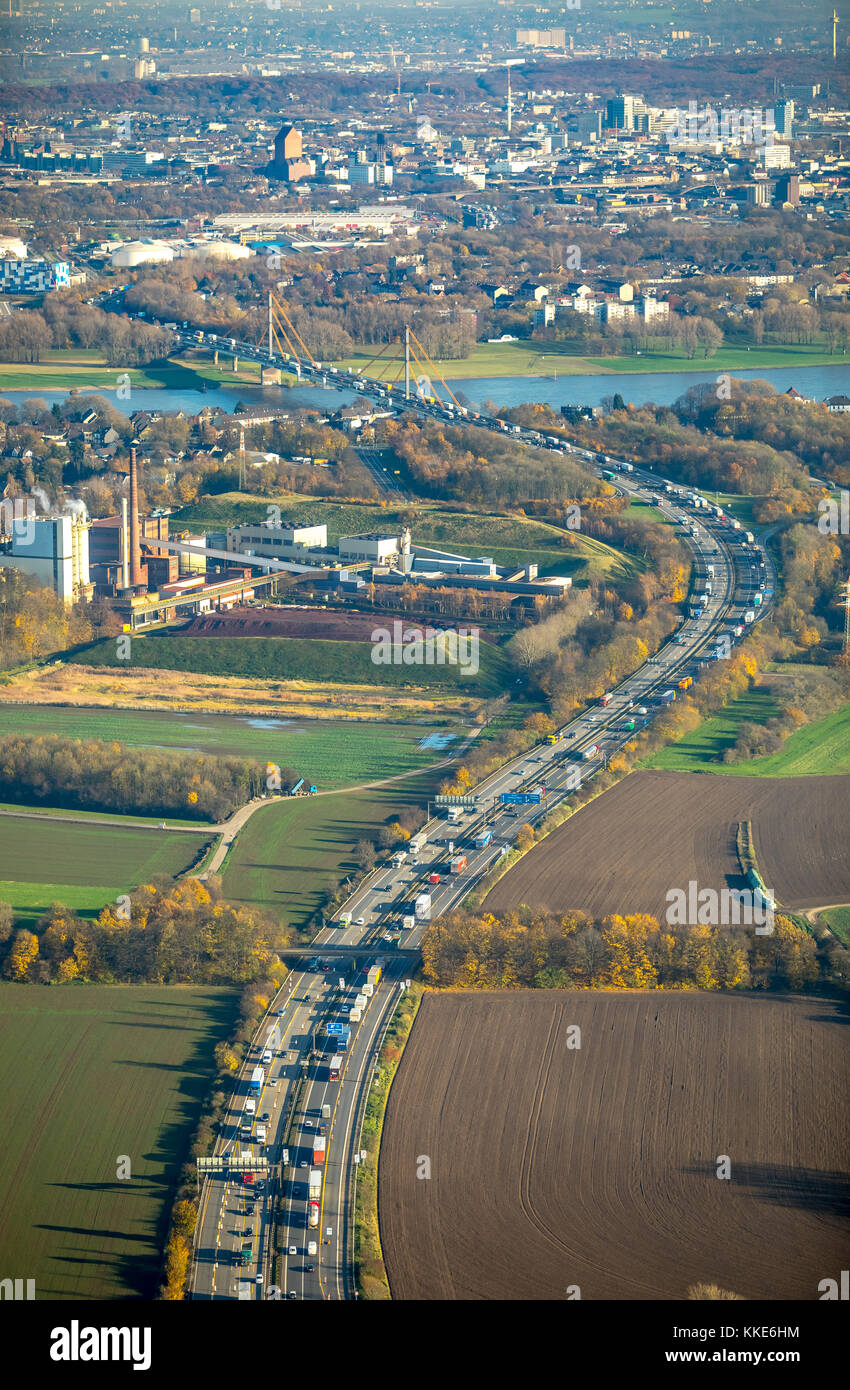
[820, 906, 850, 946]
[0, 707, 447, 790]
[222, 772, 442, 932]
[4, 340, 839, 395]
[0, 817, 212, 925]
[331, 340, 841, 380]
[0, 983, 237, 1299]
[643, 695, 850, 778]
[75, 632, 513, 696]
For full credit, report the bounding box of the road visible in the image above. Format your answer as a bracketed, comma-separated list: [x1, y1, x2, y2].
[191, 455, 776, 1301]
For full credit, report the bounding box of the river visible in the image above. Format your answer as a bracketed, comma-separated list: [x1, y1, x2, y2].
[2, 362, 848, 417]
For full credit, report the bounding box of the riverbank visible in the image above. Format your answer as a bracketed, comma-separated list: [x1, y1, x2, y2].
[1, 341, 845, 395]
[332, 339, 844, 381]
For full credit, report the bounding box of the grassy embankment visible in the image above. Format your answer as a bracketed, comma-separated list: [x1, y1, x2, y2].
[172, 497, 639, 586]
[220, 770, 445, 933]
[354, 981, 423, 1300]
[643, 694, 850, 778]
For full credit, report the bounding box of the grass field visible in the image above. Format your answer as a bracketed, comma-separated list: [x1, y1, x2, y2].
[0, 707, 445, 791]
[221, 771, 442, 932]
[331, 340, 842, 380]
[644, 696, 850, 778]
[75, 632, 513, 696]
[0, 983, 237, 1299]
[0, 818, 211, 925]
[3, 341, 840, 394]
[820, 905, 850, 945]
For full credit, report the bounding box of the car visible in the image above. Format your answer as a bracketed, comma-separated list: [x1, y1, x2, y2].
[305, 1119, 314, 1127]
[299, 1160, 308, 1168]
[354, 917, 366, 926]
[246, 1226, 254, 1236]
[289, 1246, 297, 1256]
[306, 1264, 315, 1273]
[288, 1291, 297, 1299]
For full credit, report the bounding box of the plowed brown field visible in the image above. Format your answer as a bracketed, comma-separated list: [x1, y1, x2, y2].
[486, 770, 850, 918]
[379, 992, 849, 1300]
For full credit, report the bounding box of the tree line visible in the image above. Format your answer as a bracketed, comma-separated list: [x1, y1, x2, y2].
[421, 908, 850, 995]
[0, 876, 292, 986]
[0, 733, 286, 822]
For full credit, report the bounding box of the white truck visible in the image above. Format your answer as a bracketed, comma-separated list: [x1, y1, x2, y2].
[256, 1124, 267, 1145]
[402, 915, 415, 931]
[446, 807, 462, 823]
[409, 831, 427, 857]
[415, 892, 432, 920]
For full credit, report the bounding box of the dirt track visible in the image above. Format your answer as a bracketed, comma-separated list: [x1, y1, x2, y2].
[379, 992, 849, 1300]
[486, 769, 850, 918]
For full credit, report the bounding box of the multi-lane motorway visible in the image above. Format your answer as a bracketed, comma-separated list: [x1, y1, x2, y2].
[190, 452, 775, 1302]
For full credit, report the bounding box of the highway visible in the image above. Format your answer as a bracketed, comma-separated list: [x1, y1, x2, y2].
[190, 451, 776, 1302]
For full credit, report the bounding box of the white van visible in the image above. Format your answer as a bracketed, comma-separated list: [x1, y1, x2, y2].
[256, 1125, 267, 1145]
[307, 1241, 318, 1256]
[262, 1049, 273, 1064]
[245, 1098, 256, 1116]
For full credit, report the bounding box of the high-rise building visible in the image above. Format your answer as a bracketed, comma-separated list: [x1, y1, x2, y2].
[268, 125, 311, 182]
[775, 173, 801, 205]
[773, 99, 794, 140]
[606, 96, 633, 130]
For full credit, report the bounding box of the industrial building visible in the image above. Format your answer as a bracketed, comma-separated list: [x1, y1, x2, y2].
[0, 512, 93, 603]
[223, 521, 572, 603]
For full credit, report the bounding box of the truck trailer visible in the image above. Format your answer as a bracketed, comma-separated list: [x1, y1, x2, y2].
[474, 830, 493, 849]
[450, 854, 468, 874]
[249, 1066, 264, 1096]
[313, 1137, 327, 1166]
[414, 893, 432, 920]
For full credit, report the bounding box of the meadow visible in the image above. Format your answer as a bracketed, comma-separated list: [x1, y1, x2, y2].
[0, 817, 211, 925]
[0, 983, 237, 1299]
[0, 706, 444, 791]
[221, 771, 443, 932]
[643, 695, 850, 778]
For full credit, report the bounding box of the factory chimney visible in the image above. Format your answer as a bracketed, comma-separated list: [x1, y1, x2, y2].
[120, 496, 130, 589]
[129, 446, 144, 589]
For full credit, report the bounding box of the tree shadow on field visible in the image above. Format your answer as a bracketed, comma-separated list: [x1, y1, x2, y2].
[684, 1161, 850, 1218]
